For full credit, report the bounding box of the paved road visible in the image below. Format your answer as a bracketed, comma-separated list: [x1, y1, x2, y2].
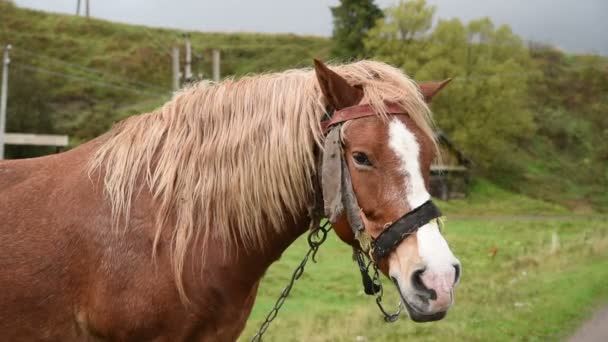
[568, 305, 608, 342]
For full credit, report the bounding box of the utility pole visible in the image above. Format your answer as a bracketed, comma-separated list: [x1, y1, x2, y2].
[212, 49, 221, 82]
[85, 0, 90, 17]
[184, 34, 193, 83]
[0, 45, 11, 160]
[172, 47, 181, 91]
[76, 0, 81, 16]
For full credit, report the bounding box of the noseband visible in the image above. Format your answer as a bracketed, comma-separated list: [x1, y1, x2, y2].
[319, 102, 443, 318]
[321, 101, 442, 261]
[253, 102, 444, 338]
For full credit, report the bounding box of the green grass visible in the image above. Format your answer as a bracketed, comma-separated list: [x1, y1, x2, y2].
[514, 137, 608, 213]
[437, 179, 569, 217]
[3, 3, 607, 339]
[240, 217, 608, 341]
[241, 183, 607, 341]
[2, 1, 606, 213]
[0, 1, 331, 142]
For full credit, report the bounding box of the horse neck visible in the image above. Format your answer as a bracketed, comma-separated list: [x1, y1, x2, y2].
[201, 213, 312, 289]
[229, 214, 311, 281]
[260, 215, 311, 265]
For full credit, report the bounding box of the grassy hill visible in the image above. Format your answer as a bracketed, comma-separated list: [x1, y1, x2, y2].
[1, 1, 606, 212]
[510, 49, 608, 212]
[1, 3, 608, 340]
[0, 1, 331, 145]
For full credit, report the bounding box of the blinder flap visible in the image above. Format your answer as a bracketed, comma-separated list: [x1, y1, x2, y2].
[321, 125, 365, 235]
[321, 126, 344, 223]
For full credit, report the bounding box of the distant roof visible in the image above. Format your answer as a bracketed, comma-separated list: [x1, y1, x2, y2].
[435, 130, 471, 167]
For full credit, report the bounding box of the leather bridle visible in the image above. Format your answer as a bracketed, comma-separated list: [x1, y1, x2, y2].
[253, 102, 445, 339]
[319, 102, 443, 297]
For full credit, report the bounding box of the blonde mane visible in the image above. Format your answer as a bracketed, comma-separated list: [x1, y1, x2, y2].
[89, 60, 435, 299]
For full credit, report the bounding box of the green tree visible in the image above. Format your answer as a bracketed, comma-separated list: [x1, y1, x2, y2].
[331, 0, 383, 59]
[364, 0, 436, 72]
[365, 0, 535, 175]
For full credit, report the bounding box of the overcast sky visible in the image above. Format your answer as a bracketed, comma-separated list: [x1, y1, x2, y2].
[13, 0, 608, 55]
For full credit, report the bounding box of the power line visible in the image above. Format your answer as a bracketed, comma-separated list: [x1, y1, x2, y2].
[13, 63, 162, 96]
[11, 47, 168, 93]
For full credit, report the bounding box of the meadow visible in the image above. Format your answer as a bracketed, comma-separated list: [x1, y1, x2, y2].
[2, 2, 607, 340]
[240, 182, 608, 341]
[2, 2, 607, 212]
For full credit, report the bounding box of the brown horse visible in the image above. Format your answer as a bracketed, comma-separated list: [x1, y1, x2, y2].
[0, 59, 460, 341]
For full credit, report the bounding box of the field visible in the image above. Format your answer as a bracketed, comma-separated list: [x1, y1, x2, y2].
[240, 182, 608, 341]
[0, 1, 332, 145]
[2, 2, 607, 212]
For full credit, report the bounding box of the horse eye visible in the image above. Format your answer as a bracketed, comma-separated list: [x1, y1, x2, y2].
[352, 152, 372, 167]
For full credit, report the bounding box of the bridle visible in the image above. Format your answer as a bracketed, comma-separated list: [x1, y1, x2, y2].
[320, 102, 443, 261]
[251, 101, 443, 341]
[320, 101, 443, 318]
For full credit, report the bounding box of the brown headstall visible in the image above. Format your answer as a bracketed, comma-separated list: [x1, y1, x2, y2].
[320, 102, 407, 134]
[319, 101, 443, 303]
[254, 102, 444, 339]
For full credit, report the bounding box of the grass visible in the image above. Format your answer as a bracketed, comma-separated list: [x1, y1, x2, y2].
[516, 137, 608, 213]
[2, 1, 606, 213]
[0, 1, 331, 143]
[3, 3, 607, 339]
[437, 179, 569, 217]
[240, 186, 608, 341]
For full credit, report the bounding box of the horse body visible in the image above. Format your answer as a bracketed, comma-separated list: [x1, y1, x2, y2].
[0, 60, 460, 340]
[0, 138, 308, 340]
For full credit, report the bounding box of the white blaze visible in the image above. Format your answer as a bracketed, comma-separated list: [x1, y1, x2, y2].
[387, 119, 430, 209]
[388, 119, 458, 269]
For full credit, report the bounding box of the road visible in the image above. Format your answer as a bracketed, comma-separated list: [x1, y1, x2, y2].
[568, 305, 608, 342]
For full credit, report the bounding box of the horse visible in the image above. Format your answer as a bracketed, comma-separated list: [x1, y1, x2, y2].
[0, 59, 460, 341]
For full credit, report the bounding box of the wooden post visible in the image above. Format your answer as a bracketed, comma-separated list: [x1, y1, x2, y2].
[184, 34, 193, 82]
[0, 45, 11, 160]
[172, 47, 181, 91]
[212, 49, 220, 82]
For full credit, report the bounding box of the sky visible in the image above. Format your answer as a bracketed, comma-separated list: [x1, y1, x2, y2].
[13, 0, 608, 55]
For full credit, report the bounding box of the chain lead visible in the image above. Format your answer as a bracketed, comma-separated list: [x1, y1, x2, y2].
[250, 221, 331, 342]
[371, 264, 402, 322]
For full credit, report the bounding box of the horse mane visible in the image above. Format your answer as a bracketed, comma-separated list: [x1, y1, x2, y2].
[89, 60, 435, 300]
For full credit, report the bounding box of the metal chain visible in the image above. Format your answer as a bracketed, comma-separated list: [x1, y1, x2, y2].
[371, 262, 402, 322]
[250, 221, 332, 342]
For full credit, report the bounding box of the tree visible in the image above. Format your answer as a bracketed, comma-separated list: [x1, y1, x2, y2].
[364, 0, 436, 72]
[330, 0, 383, 59]
[365, 0, 535, 175]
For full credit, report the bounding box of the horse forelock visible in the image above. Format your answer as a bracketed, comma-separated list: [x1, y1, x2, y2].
[88, 60, 435, 301]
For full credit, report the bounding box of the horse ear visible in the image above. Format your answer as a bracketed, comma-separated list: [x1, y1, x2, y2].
[419, 79, 452, 103]
[313, 59, 363, 110]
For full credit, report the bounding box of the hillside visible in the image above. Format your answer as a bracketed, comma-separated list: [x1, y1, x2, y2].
[0, 1, 331, 147]
[1, 1, 606, 211]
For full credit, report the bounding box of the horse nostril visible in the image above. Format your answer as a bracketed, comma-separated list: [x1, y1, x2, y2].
[410, 268, 437, 301]
[453, 264, 461, 285]
[411, 268, 426, 292]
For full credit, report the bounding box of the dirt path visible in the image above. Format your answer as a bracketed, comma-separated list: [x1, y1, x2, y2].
[567, 305, 608, 342]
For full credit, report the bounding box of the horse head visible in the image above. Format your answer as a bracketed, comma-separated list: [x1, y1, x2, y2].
[314, 59, 460, 322]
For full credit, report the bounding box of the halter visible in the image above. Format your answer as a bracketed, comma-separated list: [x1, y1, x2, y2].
[253, 102, 444, 340]
[319, 101, 443, 318]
